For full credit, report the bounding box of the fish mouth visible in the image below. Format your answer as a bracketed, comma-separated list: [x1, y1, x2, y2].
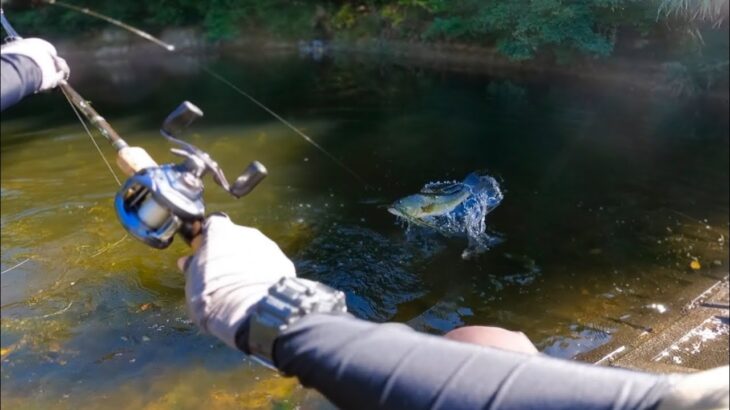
[387, 206, 404, 218]
[388, 205, 443, 231]
[388, 206, 425, 225]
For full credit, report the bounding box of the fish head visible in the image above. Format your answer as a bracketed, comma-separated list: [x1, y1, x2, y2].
[388, 194, 434, 220]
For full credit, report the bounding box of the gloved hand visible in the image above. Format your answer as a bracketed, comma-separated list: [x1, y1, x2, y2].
[178, 214, 296, 349]
[0, 37, 70, 91]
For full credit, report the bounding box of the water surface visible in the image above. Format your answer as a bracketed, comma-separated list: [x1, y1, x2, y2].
[1, 50, 728, 409]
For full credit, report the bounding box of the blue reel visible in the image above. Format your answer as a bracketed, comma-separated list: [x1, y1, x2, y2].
[115, 164, 205, 249]
[113, 101, 267, 249]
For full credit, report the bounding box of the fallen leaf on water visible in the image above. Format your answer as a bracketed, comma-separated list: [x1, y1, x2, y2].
[690, 260, 701, 270]
[138, 302, 160, 313]
[1, 346, 13, 358]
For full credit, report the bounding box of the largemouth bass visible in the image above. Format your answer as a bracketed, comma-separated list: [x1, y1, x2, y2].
[387, 182, 473, 221]
[388, 171, 504, 258]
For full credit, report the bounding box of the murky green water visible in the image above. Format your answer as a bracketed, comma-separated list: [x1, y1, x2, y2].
[2, 50, 728, 409]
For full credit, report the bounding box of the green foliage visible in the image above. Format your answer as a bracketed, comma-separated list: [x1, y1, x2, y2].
[7, 0, 243, 40]
[237, 1, 315, 39]
[332, 4, 358, 30]
[422, 0, 621, 60]
[201, 0, 241, 40]
[380, 4, 405, 28]
[2, 0, 727, 62]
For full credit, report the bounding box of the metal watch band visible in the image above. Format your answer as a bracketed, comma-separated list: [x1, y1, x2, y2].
[247, 277, 347, 368]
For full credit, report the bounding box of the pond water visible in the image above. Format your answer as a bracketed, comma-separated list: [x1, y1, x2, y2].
[1, 49, 728, 409]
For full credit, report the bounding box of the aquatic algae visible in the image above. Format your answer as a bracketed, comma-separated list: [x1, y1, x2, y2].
[389, 171, 504, 258]
[133, 368, 299, 410]
[233, 376, 300, 409]
[0, 315, 78, 366]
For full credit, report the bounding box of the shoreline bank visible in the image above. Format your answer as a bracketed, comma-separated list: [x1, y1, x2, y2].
[52, 28, 729, 103]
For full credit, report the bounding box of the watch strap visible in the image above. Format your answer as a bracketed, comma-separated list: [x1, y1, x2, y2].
[245, 277, 347, 368]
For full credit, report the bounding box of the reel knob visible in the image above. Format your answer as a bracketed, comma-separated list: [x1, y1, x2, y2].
[230, 161, 268, 198]
[162, 101, 203, 137]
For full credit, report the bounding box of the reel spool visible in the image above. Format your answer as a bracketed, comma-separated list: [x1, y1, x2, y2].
[115, 101, 267, 249]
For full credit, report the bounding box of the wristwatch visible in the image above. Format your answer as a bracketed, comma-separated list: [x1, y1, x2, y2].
[246, 276, 348, 368]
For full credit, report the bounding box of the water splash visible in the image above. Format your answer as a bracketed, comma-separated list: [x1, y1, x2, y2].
[391, 171, 504, 259]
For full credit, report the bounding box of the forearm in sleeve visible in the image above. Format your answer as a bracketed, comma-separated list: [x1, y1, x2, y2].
[1, 54, 42, 111]
[274, 313, 674, 410]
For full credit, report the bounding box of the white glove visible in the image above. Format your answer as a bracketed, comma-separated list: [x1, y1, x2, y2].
[179, 214, 296, 349]
[1, 37, 70, 91]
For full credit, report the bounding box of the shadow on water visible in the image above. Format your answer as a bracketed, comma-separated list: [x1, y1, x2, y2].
[1, 49, 728, 408]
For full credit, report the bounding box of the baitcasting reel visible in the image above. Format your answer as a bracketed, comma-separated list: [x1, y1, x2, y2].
[114, 101, 267, 249]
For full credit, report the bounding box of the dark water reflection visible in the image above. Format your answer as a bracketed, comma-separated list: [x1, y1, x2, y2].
[1, 49, 728, 408]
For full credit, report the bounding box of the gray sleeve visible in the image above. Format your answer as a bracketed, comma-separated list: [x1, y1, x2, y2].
[1, 53, 42, 111]
[274, 313, 673, 410]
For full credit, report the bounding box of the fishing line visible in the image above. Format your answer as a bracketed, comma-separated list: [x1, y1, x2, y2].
[2, 7, 122, 186]
[201, 67, 367, 185]
[1, 258, 30, 275]
[45, 0, 367, 186]
[40, 300, 74, 318]
[665, 208, 726, 237]
[59, 84, 122, 186]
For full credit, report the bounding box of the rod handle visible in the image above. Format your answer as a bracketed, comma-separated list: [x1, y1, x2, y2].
[116, 146, 158, 176]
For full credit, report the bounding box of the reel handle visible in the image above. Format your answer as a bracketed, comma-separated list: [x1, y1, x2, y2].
[115, 102, 267, 252]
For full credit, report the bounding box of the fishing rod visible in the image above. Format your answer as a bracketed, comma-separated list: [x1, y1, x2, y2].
[2, 7, 126, 151]
[40, 0, 367, 185]
[2, 8, 268, 249]
[47, 0, 176, 51]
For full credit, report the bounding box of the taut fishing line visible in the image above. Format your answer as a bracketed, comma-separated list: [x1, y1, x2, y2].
[44, 0, 367, 186]
[201, 67, 366, 185]
[59, 84, 122, 186]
